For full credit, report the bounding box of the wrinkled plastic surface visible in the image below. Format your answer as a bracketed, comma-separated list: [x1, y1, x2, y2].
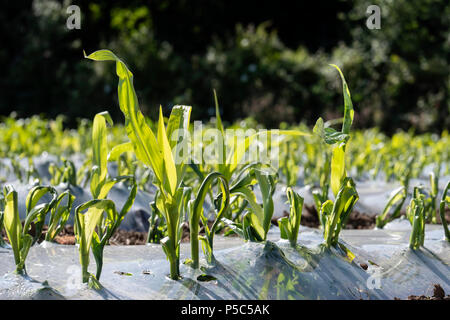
[1, 223, 448, 300]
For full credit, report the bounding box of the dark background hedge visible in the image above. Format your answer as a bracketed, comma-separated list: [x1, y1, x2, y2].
[1, 0, 449, 133]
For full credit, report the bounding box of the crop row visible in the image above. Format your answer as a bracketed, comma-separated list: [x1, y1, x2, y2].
[0, 50, 449, 287]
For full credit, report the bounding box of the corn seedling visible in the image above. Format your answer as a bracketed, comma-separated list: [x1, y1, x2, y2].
[375, 186, 407, 228]
[311, 151, 331, 222]
[189, 172, 230, 267]
[75, 196, 136, 286]
[48, 159, 86, 187]
[320, 178, 359, 247]
[313, 65, 359, 248]
[222, 165, 277, 242]
[2, 185, 60, 274]
[406, 187, 426, 250]
[439, 181, 450, 241]
[74, 111, 137, 284]
[85, 50, 192, 280]
[1, 185, 30, 274]
[25, 185, 62, 245]
[44, 190, 75, 242]
[278, 187, 303, 247]
[425, 171, 439, 223]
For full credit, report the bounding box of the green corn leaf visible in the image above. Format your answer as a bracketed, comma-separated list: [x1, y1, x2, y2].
[161, 236, 178, 268]
[255, 170, 275, 237]
[75, 199, 117, 258]
[213, 90, 228, 177]
[189, 172, 230, 267]
[313, 117, 349, 145]
[330, 144, 346, 197]
[242, 212, 264, 242]
[3, 185, 22, 266]
[278, 217, 289, 240]
[46, 191, 75, 241]
[26, 186, 57, 213]
[157, 106, 178, 197]
[23, 203, 50, 236]
[108, 142, 134, 162]
[18, 234, 33, 272]
[329, 64, 354, 135]
[231, 187, 264, 234]
[286, 187, 303, 246]
[408, 197, 425, 249]
[118, 180, 137, 220]
[376, 186, 407, 228]
[166, 105, 192, 151]
[91, 112, 113, 197]
[324, 178, 359, 246]
[84, 50, 164, 187]
[221, 218, 245, 238]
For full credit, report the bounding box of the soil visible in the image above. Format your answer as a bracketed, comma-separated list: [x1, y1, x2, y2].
[1, 208, 448, 246]
[0, 225, 148, 246]
[279, 205, 377, 229]
[52, 226, 149, 246]
[396, 284, 450, 300]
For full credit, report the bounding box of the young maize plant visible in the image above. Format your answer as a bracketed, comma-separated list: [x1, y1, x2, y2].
[25, 186, 61, 245]
[1, 185, 67, 274]
[74, 111, 137, 285]
[189, 172, 230, 267]
[85, 50, 192, 280]
[375, 186, 407, 228]
[44, 190, 75, 242]
[425, 171, 439, 223]
[313, 65, 359, 248]
[221, 165, 278, 242]
[278, 187, 303, 247]
[49, 160, 77, 186]
[49, 159, 89, 187]
[311, 150, 331, 220]
[439, 181, 450, 242]
[406, 187, 426, 250]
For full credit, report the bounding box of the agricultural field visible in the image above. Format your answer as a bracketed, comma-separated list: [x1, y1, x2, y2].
[0, 50, 448, 300]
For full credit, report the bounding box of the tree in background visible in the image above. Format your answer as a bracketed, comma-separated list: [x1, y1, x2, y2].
[0, 0, 448, 133]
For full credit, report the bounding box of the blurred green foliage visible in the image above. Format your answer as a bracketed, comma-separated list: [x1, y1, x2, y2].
[0, 0, 448, 133]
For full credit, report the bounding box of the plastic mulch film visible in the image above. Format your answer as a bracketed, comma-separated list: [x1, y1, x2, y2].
[0, 224, 448, 300]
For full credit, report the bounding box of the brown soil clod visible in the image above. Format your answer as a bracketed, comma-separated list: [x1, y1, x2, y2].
[404, 284, 450, 300]
[432, 284, 445, 299]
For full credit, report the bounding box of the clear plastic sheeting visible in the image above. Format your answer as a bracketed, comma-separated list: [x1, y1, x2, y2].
[0, 224, 448, 300]
[11, 181, 155, 232]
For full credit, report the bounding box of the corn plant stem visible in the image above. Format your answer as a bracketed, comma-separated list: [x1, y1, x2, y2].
[325, 207, 339, 247]
[94, 247, 104, 281]
[440, 200, 450, 241]
[81, 253, 90, 283]
[189, 172, 230, 268]
[190, 221, 200, 269]
[166, 204, 181, 280]
[15, 266, 26, 275]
